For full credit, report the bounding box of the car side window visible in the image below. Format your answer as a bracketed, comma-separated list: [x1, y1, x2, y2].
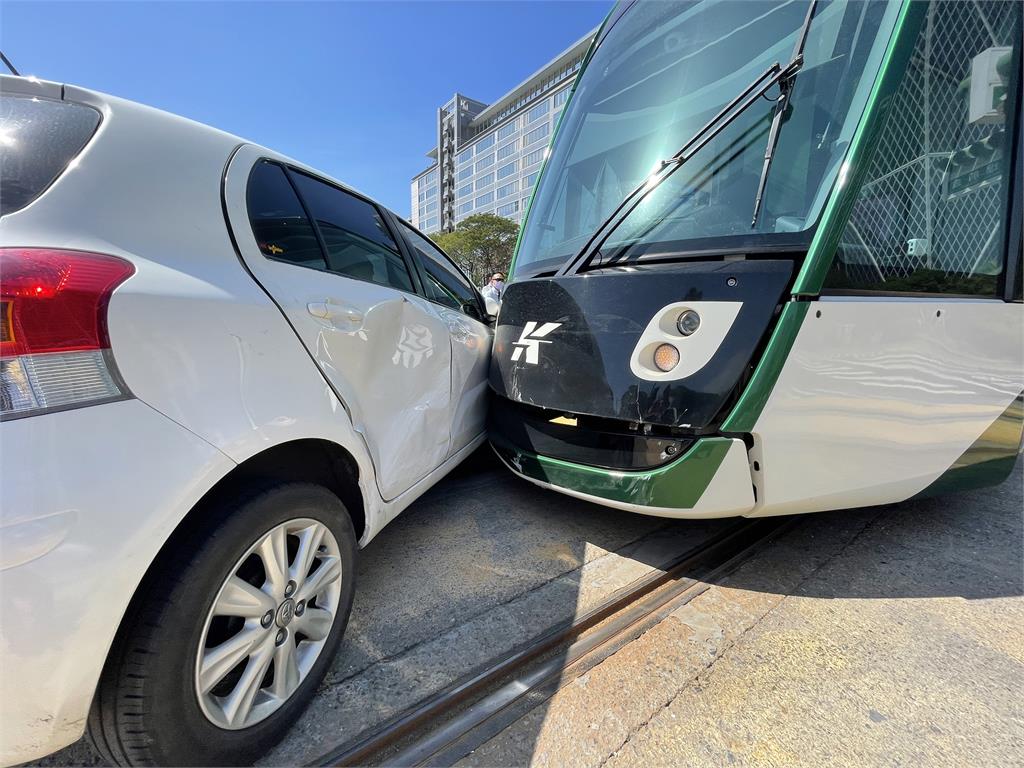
[246, 161, 326, 270]
[289, 171, 415, 293]
[398, 221, 482, 318]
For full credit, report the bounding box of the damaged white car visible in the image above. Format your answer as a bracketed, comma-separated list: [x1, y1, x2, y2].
[0, 74, 492, 766]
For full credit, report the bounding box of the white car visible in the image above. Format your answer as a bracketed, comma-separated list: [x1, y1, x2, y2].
[0, 75, 493, 766]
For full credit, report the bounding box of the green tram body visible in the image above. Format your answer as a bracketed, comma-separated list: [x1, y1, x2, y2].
[487, 0, 1023, 518]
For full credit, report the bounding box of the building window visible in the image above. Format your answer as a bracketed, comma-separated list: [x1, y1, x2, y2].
[497, 161, 517, 180]
[526, 100, 550, 125]
[422, 215, 439, 231]
[421, 200, 437, 215]
[475, 192, 494, 207]
[475, 153, 495, 172]
[522, 147, 545, 168]
[457, 148, 473, 165]
[417, 171, 437, 190]
[424, 185, 437, 199]
[457, 166, 472, 182]
[497, 181, 518, 199]
[476, 133, 496, 152]
[458, 201, 473, 216]
[498, 120, 517, 141]
[497, 200, 520, 218]
[554, 88, 569, 107]
[523, 122, 549, 147]
[475, 172, 494, 189]
[523, 171, 539, 189]
[497, 141, 517, 161]
[457, 183, 472, 198]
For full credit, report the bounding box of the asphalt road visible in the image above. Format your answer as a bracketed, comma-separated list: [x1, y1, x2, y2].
[38, 449, 730, 766]
[460, 462, 1024, 768]
[36, 451, 1023, 767]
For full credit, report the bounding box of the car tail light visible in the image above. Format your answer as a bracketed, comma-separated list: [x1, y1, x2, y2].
[1, 248, 134, 419]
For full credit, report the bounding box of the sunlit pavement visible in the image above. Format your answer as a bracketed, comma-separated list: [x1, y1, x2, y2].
[460, 462, 1024, 768]
[38, 454, 1022, 767]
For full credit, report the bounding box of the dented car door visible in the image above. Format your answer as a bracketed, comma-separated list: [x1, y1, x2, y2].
[225, 148, 452, 500]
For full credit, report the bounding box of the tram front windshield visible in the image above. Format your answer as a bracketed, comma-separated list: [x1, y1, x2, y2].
[514, 0, 903, 277]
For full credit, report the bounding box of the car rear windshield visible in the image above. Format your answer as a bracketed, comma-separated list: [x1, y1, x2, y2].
[0, 93, 101, 216]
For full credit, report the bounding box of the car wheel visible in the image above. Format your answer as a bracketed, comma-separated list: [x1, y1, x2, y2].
[88, 482, 357, 766]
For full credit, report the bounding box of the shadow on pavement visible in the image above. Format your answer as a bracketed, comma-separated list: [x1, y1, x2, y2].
[35, 451, 1022, 766]
[455, 460, 1023, 768]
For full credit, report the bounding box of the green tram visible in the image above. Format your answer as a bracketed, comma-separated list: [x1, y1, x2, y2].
[488, 0, 1023, 518]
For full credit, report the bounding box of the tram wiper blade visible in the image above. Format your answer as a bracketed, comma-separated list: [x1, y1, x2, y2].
[557, 39, 827, 280]
[558, 58, 792, 277]
[750, 0, 819, 229]
[557, 1, 823, 278]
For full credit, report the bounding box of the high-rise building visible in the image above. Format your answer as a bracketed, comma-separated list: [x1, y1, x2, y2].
[410, 30, 596, 234]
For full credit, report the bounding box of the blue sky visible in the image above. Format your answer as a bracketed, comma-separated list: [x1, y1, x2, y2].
[2, 1, 608, 214]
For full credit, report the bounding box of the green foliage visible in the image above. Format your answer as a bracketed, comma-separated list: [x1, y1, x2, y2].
[430, 214, 519, 286]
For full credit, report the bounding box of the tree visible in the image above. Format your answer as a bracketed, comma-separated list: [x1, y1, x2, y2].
[430, 213, 519, 287]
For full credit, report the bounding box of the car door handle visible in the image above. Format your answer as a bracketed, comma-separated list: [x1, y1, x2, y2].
[307, 301, 364, 323]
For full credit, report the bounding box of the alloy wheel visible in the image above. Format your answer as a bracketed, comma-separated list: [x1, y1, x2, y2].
[194, 518, 342, 729]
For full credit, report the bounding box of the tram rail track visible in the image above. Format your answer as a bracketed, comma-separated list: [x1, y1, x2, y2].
[308, 515, 797, 768]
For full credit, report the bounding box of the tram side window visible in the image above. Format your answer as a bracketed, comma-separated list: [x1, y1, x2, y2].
[825, 0, 1021, 296]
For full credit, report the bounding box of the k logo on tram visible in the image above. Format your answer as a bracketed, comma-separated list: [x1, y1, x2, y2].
[511, 321, 562, 364]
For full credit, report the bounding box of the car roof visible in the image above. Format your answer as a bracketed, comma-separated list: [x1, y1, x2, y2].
[0, 74, 402, 220]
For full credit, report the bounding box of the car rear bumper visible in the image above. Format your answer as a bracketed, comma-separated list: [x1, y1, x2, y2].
[0, 400, 233, 766]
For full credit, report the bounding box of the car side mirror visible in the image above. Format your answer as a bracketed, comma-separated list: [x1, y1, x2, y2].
[483, 294, 501, 321]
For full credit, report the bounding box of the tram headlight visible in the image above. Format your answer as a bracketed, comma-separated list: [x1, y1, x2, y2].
[653, 343, 680, 372]
[676, 309, 700, 336]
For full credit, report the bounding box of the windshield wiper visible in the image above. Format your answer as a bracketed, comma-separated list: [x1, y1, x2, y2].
[751, 0, 819, 228]
[557, 0, 819, 278]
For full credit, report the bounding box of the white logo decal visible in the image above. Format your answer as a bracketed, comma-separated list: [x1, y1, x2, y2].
[511, 321, 562, 364]
[392, 324, 434, 369]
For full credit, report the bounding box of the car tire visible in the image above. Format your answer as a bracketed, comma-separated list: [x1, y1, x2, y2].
[87, 481, 357, 766]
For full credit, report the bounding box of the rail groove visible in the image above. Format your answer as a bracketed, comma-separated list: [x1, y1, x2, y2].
[310, 516, 795, 768]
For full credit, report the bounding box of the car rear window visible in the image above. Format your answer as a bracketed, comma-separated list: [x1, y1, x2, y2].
[0, 94, 101, 216]
[246, 161, 327, 270]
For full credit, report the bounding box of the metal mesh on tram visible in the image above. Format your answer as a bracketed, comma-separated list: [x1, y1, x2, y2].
[835, 1, 1016, 287]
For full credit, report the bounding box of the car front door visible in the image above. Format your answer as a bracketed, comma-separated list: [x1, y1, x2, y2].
[225, 150, 452, 500]
[395, 220, 492, 457]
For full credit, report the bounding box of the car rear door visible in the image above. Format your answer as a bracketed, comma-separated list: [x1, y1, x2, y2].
[224, 148, 452, 500]
[394, 219, 492, 457]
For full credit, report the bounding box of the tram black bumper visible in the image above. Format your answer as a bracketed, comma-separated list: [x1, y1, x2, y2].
[489, 396, 693, 471]
[488, 260, 793, 431]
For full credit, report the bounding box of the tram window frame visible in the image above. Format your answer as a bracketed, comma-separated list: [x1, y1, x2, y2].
[823, 0, 1022, 300]
[1001, 34, 1023, 303]
[1010, 241, 1023, 303]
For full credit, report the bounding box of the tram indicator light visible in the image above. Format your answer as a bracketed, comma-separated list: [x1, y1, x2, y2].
[654, 343, 680, 372]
